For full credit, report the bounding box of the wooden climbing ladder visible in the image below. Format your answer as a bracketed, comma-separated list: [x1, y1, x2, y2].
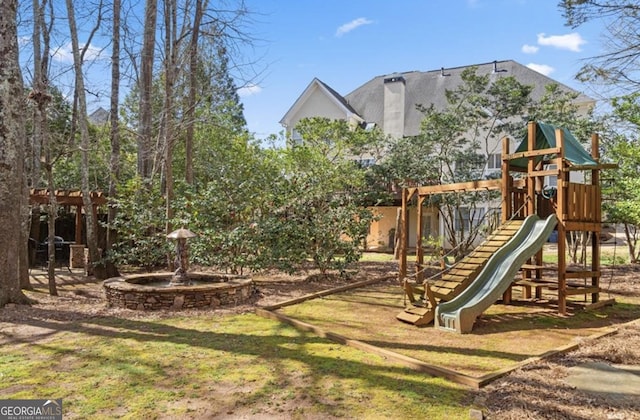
[397, 219, 524, 326]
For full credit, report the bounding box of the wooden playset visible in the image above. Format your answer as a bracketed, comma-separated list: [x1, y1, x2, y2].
[396, 121, 615, 332]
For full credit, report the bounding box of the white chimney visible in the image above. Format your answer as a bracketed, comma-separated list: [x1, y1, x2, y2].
[383, 74, 405, 138]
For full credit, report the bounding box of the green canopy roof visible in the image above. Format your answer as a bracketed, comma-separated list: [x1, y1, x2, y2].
[511, 122, 597, 169]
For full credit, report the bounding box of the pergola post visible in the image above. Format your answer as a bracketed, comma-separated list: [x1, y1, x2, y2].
[74, 204, 82, 244]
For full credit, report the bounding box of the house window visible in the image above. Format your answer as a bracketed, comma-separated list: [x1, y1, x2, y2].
[355, 158, 376, 168]
[455, 156, 483, 173]
[455, 207, 485, 232]
[544, 164, 557, 188]
[291, 129, 302, 146]
[422, 214, 432, 239]
[487, 153, 501, 170]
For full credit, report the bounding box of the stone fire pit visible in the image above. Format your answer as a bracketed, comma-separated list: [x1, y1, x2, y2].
[103, 272, 254, 310]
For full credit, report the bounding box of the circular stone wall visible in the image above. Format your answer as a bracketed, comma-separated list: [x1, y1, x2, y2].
[103, 272, 254, 310]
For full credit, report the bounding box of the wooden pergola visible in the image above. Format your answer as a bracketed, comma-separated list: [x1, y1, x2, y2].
[29, 188, 107, 245]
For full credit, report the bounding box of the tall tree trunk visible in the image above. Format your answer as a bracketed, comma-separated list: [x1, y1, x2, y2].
[138, 0, 158, 180]
[185, 0, 203, 185]
[162, 0, 178, 267]
[22, 0, 52, 291]
[45, 193, 58, 295]
[105, 0, 121, 278]
[0, 0, 31, 307]
[32, 0, 57, 293]
[64, 0, 105, 278]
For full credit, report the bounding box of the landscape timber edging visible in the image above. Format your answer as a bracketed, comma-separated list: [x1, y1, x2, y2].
[255, 280, 636, 389]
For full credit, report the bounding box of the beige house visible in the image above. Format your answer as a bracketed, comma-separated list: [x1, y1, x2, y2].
[280, 60, 595, 251]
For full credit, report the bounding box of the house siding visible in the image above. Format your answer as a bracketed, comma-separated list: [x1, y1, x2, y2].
[282, 60, 596, 253]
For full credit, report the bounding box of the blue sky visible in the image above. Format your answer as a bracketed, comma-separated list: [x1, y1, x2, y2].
[238, 0, 606, 140]
[19, 0, 606, 142]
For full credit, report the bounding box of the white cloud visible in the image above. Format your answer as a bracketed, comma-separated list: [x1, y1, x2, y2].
[237, 83, 262, 97]
[52, 42, 106, 63]
[537, 32, 586, 52]
[522, 44, 539, 54]
[19, 36, 31, 48]
[335, 17, 373, 37]
[526, 63, 555, 76]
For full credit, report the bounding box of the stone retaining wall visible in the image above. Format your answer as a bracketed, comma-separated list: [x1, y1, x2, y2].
[103, 272, 254, 310]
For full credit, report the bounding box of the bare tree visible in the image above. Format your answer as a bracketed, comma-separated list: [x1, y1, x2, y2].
[138, 0, 158, 180]
[31, 0, 58, 294]
[560, 0, 640, 91]
[21, 0, 53, 292]
[0, 0, 31, 307]
[64, 0, 105, 278]
[162, 0, 179, 243]
[105, 0, 122, 278]
[185, 0, 204, 185]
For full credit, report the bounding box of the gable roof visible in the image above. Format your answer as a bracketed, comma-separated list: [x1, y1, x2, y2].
[343, 60, 594, 137]
[279, 77, 361, 127]
[88, 107, 110, 125]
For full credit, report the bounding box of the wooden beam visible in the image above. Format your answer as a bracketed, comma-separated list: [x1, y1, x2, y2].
[565, 270, 601, 279]
[567, 163, 618, 171]
[414, 179, 501, 196]
[260, 277, 391, 311]
[564, 221, 601, 232]
[504, 147, 561, 161]
[565, 286, 601, 296]
[528, 169, 559, 178]
[30, 188, 107, 206]
[406, 187, 417, 201]
[584, 298, 615, 311]
[255, 308, 483, 388]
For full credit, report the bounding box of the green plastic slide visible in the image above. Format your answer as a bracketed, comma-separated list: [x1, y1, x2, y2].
[435, 214, 558, 334]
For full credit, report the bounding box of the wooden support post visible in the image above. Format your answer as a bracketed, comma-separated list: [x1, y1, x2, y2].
[416, 195, 425, 284]
[527, 122, 536, 217]
[591, 132, 601, 303]
[393, 207, 401, 259]
[502, 287, 512, 304]
[502, 136, 511, 222]
[556, 128, 567, 314]
[74, 204, 83, 244]
[398, 188, 409, 284]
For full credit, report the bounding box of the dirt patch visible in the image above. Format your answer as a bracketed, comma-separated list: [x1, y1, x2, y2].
[476, 321, 640, 419]
[2, 260, 640, 419]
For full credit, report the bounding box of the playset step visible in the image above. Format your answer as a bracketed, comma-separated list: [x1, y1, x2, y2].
[396, 305, 434, 326]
